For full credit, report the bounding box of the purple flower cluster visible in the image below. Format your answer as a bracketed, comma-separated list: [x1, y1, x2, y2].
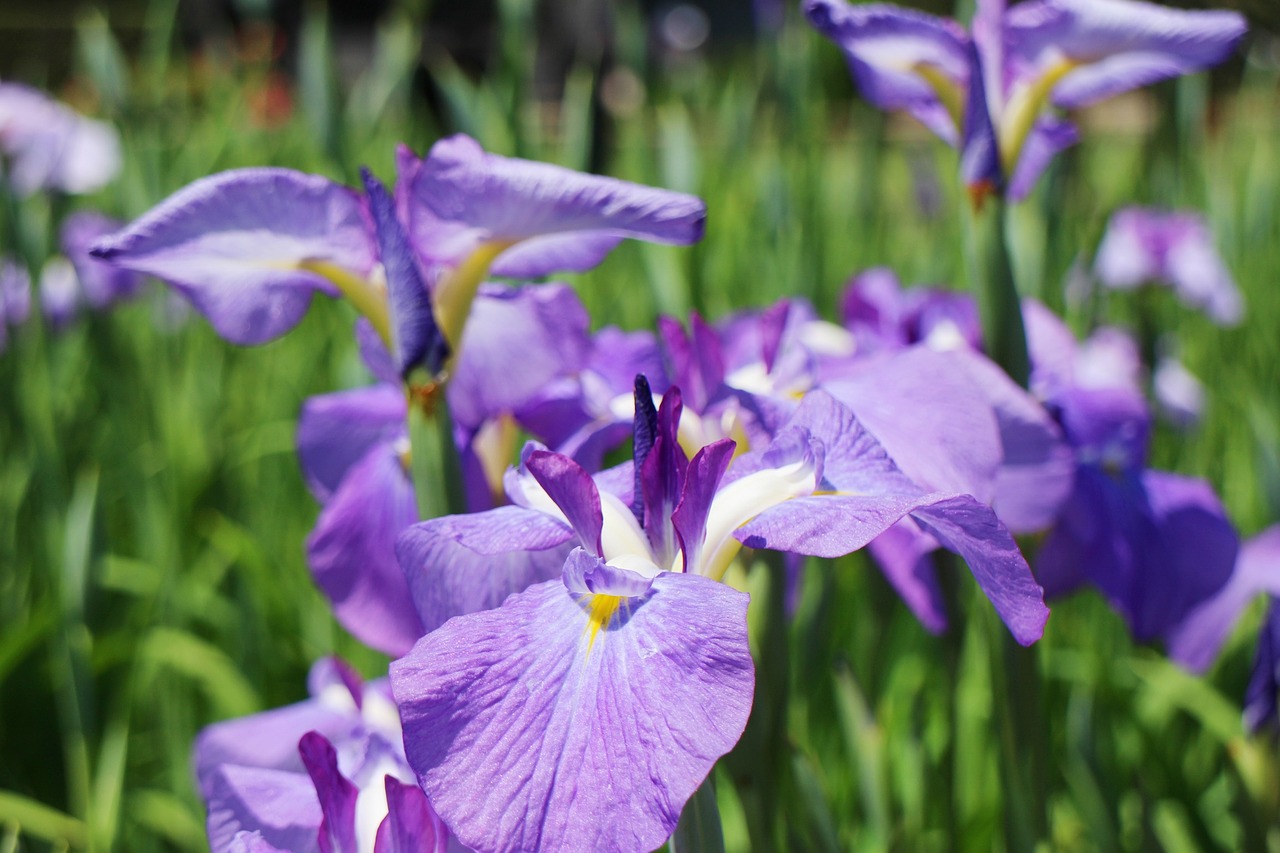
[86, 2, 1266, 843]
[804, 0, 1245, 200]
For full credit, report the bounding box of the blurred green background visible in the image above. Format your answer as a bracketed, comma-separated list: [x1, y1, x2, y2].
[3, 0, 1280, 850]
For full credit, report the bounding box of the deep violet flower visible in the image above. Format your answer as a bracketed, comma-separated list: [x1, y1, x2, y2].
[1029, 313, 1238, 642]
[1167, 526, 1280, 674]
[1094, 206, 1242, 325]
[0, 81, 121, 196]
[390, 382, 1045, 852]
[195, 658, 450, 853]
[804, 0, 1246, 199]
[90, 134, 704, 351]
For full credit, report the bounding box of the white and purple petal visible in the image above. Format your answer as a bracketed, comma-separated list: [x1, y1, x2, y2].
[390, 568, 753, 853]
[1005, 0, 1246, 111]
[90, 169, 376, 344]
[803, 0, 972, 144]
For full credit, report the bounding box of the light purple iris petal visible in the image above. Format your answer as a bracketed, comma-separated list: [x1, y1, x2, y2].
[739, 492, 929, 558]
[194, 698, 353, 800]
[61, 212, 145, 308]
[868, 519, 948, 633]
[563, 548, 658, 597]
[911, 494, 1049, 645]
[825, 347, 1002, 501]
[299, 732, 360, 853]
[447, 283, 591, 431]
[402, 134, 705, 273]
[374, 777, 448, 853]
[1038, 468, 1237, 642]
[1006, 116, 1080, 201]
[1168, 526, 1280, 673]
[305, 442, 424, 657]
[953, 348, 1074, 533]
[489, 232, 624, 278]
[1005, 0, 1246, 111]
[297, 385, 407, 503]
[803, 0, 971, 144]
[89, 169, 376, 344]
[840, 267, 910, 354]
[397, 507, 574, 633]
[356, 319, 401, 387]
[206, 764, 322, 853]
[1245, 600, 1280, 733]
[362, 169, 449, 378]
[227, 831, 291, 853]
[390, 570, 753, 853]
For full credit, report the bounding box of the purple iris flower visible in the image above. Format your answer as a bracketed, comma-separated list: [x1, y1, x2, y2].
[390, 380, 1045, 852]
[1094, 206, 1242, 325]
[0, 82, 121, 197]
[804, 0, 1246, 200]
[61, 212, 146, 309]
[90, 134, 704, 350]
[195, 658, 451, 853]
[1030, 314, 1238, 642]
[297, 283, 631, 656]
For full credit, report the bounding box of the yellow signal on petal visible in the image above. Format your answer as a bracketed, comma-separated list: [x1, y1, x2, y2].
[583, 594, 624, 654]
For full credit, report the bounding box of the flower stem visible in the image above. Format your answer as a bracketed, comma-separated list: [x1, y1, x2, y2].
[407, 384, 467, 520]
[966, 194, 1031, 387]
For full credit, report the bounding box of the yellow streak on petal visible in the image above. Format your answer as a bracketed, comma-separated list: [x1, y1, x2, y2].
[997, 58, 1080, 178]
[911, 62, 966, 134]
[583, 594, 624, 655]
[434, 239, 519, 356]
[297, 259, 392, 348]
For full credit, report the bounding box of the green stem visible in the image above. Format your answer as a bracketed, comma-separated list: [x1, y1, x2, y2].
[407, 388, 467, 521]
[967, 195, 1031, 388]
[984, 596, 1048, 850]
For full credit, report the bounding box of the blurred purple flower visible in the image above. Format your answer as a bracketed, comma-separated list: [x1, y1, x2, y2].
[1030, 314, 1238, 642]
[804, 0, 1246, 200]
[61, 212, 146, 309]
[39, 256, 81, 330]
[1245, 599, 1280, 733]
[1167, 526, 1280, 674]
[195, 658, 451, 853]
[0, 259, 30, 351]
[0, 82, 121, 196]
[1094, 207, 1242, 325]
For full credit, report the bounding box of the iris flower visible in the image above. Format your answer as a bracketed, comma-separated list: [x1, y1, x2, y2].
[194, 658, 450, 853]
[390, 379, 1046, 852]
[90, 133, 705, 352]
[804, 0, 1246, 200]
